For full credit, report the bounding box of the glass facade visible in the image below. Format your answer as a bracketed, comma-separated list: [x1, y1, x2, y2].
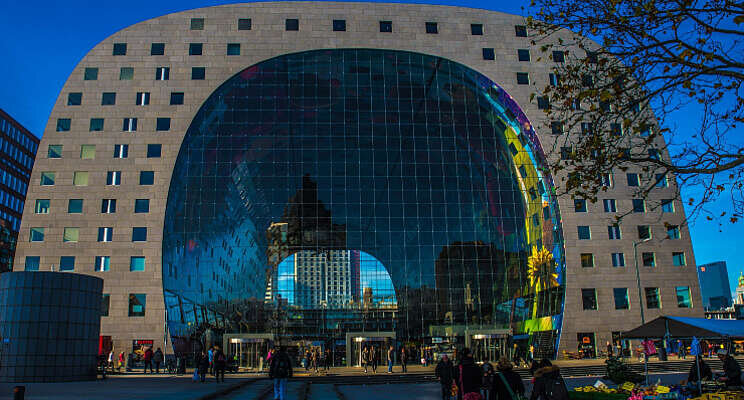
[162, 49, 565, 357]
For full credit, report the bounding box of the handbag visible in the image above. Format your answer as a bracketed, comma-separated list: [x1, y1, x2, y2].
[498, 372, 527, 400]
[192, 368, 199, 382]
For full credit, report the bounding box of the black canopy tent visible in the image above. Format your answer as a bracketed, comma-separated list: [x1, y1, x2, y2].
[622, 316, 744, 339]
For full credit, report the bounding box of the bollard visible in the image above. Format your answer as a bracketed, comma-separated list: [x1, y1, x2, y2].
[13, 385, 25, 400]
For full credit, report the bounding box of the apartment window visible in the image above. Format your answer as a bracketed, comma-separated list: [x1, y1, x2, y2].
[637, 225, 651, 240]
[553, 50, 565, 62]
[63, 227, 79, 243]
[132, 227, 148, 242]
[582, 288, 597, 310]
[84, 67, 98, 80]
[101, 199, 116, 214]
[517, 49, 530, 61]
[333, 19, 346, 31]
[101, 294, 110, 316]
[134, 199, 150, 213]
[227, 43, 241, 55]
[577, 226, 591, 240]
[90, 118, 104, 131]
[67, 92, 82, 105]
[611, 252, 625, 267]
[579, 122, 593, 135]
[68, 199, 83, 214]
[73, 171, 89, 186]
[425, 22, 438, 34]
[676, 286, 692, 308]
[673, 252, 687, 266]
[613, 288, 630, 310]
[106, 171, 121, 186]
[655, 173, 669, 187]
[40, 172, 55, 185]
[610, 123, 623, 136]
[59, 256, 75, 271]
[642, 252, 656, 267]
[561, 147, 573, 160]
[101, 92, 116, 106]
[25, 256, 40, 271]
[516, 73, 529, 85]
[192, 67, 205, 80]
[150, 43, 165, 55]
[482, 48, 495, 60]
[189, 43, 203, 55]
[97, 227, 113, 242]
[549, 73, 560, 87]
[30, 227, 45, 242]
[285, 18, 299, 31]
[667, 225, 681, 239]
[122, 118, 137, 132]
[648, 148, 661, 160]
[608, 224, 622, 239]
[603, 199, 617, 212]
[56, 118, 71, 132]
[80, 145, 95, 160]
[581, 253, 594, 268]
[155, 67, 170, 81]
[190, 18, 204, 30]
[600, 173, 614, 187]
[574, 199, 587, 212]
[170, 92, 184, 105]
[550, 121, 564, 135]
[156, 118, 171, 131]
[130, 256, 146, 272]
[536, 96, 550, 110]
[35, 199, 50, 214]
[514, 25, 527, 37]
[147, 144, 162, 158]
[630, 199, 646, 214]
[582, 74, 594, 87]
[136, 92, 150, 106]
[114, 144, 129, 158]
[471, 24, 483, 35]
[139, 171, 154, 185]
[238, 18, 252, 30]
[48, 145, 62, 159]
[642, 287, 661, 309]
[379, 21, 392, 32]
[113, 43, 127, 56]
[128, 293, 147, 317]
[119, 67, 134, 80]
[626, 173, 640, 187]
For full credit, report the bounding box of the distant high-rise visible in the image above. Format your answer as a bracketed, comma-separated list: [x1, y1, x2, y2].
[697, 261, 732, 310]
[294, 250, 352, 308]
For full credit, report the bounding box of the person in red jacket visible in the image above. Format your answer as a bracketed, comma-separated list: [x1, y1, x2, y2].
[143, 347, 154, 374]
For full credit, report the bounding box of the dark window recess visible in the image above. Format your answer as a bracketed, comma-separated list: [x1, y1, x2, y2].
[537, 96, 550, 110]
[112, 43, 127, 56]
[68, 92, 82, 106]
[170, 92, 184, 105]
[333, 19, 346, 31]
[286, 19, 299, 31]
[518, 49, 530, 62]
[482, 48, 494, 60]
[101, 92, 116, 106]
[56, 119, 71, 132]
[156, 118, 171, 131]
[379, 21, 392, 32]
[150, 43, 165, 55]
[582, 74, 594, 87]
[84, 67, 98, 80]
[553, 50, 565, 62]
[132, 227, 148, 241]
[515, 25, 527, 37]
[471, 24, 483, 35]
[139, 171, 154, 185]
[238, 18, 252, 30]
[90, 118, 104, 131]
[190, 18, 204, 30]
[192, 67, 206, 80]
[134, 199, 150, 213]
[516, 73, 529, 85]
[227, 43, 240, 55]
[425, 22, 438, 34]
[189, 43, 203, 55]
[147, 144, 162, 158]
[550, 121, 563, 135]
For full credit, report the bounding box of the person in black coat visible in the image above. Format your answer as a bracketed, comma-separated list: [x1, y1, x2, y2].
[436, 354, 455, 400]
[492, 358, 525, 400]
[530, 361, 568, 400]
[455, 348, 483, 399]
[717, 349, 742, 387]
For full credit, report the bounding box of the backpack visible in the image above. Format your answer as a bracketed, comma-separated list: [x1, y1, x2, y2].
[275, 355, 290, 378]
[543, 377, 569, 400]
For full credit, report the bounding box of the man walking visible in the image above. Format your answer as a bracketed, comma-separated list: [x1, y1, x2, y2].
[143, 347, 154, 374]
[400, 346, 408, 373]
[208, 346, 215, 376]
[387, 345, 394, 373]
[435, 355, 455, 400]
[371, 346, 378, 373]
[270, 346, 293, 400]
[214, 346, 227, 383]
[154, 348, 164, 374]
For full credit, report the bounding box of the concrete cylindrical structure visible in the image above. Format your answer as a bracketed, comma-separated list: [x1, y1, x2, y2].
[0, 272, 103, 382]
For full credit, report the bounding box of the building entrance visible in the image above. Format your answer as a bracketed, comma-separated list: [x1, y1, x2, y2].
[469, 332, 510, 363]
[346, 332, 394, 367]
[224, 334, 273, 371]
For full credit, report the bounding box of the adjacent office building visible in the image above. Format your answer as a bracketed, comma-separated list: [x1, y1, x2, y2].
[14, 2, 702, 358]
[697, 261, 732, 310]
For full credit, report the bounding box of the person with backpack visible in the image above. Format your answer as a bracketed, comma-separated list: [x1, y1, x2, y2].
[214, 346, 227, 383]
[436, 354, 455, 400]
[153, 348, 164, 374]
[455, 348, 482, 400]
[481, 357, 495, 400]
[529, 359, 568, 400]
[492, 357, 525, 400]
[270, 346, 293, 400]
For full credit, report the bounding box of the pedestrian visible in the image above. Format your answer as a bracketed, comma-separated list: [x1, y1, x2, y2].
[678, 340, 687, 359]
[606, 342, 613, 358]
[325, 348, 332, 371]
[118, 351, 125, 373]
[362, 346, 369, 373]
[197, 351, 209, 382]
[269, 346, 293, 400]
[371, 346, 379, 373]
[208, 346, 215, 376]
[481, 357, 494, 400]
[492, 357, 525, 400]
[313, 349, 320, 373]
[127, 352, 134, 372]
[143, 347, 154, 374]
[455, 348, 482, 400]
[154, 348, 164, 374]
[529, 345, 535, 364]
[717, 349, 742, 387]
[529, 359, 568, 400]
[436, 354, 455, 400]
[214, 346, 226, 383]
[387, 345, 394, 374]
[401, 346, 408, 373]
[108, 349, 115, 373]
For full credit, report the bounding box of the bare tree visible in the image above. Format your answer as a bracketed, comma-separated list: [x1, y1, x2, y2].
[528, 0, 744, 223]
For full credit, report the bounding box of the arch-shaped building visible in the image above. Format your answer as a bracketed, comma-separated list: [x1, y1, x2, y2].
[15, 2, 701, 360]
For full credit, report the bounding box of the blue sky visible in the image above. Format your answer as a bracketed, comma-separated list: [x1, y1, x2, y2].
[1, 0, 740, 295]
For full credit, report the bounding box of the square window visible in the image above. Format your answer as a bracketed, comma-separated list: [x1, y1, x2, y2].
[333, 19, 346, 31]
[30, 227, 45, 242]
[642, 252, 656, 267]
[425, 22, 438, 34]
[286, 18, 299, 31]
[190, 18, 204, 30]
[676, 286, 692, 308]
[129, 293, 147, 316]
[645, 288, 661, 309]
[90, 118, 104, 131]
[84, 67, 98, 80]
[139, 171, 154, 185]
[119, 67, 134, 80]
[667, 225, 681, 239]
[73, 171, 89, 186]
[155, 67, 169, 81]
[518, 49, 530, 61]
[56, 118, 71, 132]
[25, 256, 40, 271]
[655, 173, 669, 187]
[238, 18, 252, 30]
[549, 73, 560, 86]
[580, 122, 593, 134]
[67, 92, 82, 106]
[80, 145, 95, 159]
[537, 96, 550, 110]
[192, 67, 205, 80]
[170, 92, 184, 105]
[379, 21, 392, 32]
[112, 43, 127, 56]
[482, 48, 495, 60]
[48, 145, 62, 159]
[147, 144, 162, 158]
[68, 199, 83, 213]
[673, 252, 686, 266]
[227, 43, 240, 55]
[122, 118, 137, 132]
[577, 226, 591, 240]
[156, 118, 171, 131]
[561, 146, 573, 160]
[553, 50, 565, 62]
[35, 199, 50, 214]
[611, 253, 625, 267]
[580, 253, 594, 268]
[189, 43, 203, 55]
[130, 256, 146, 271]
[114, 144, 128, 158]
[516, 73, 529, 85]
[63, 227, 79, 243]
[608, 224, 621, 239]
[632, 199, 645, 213]
[132, 227, 148, 242]
[136, 92, 150, 106]
[101, 92, 116, 105]
[471, 24, 483, 35]
[41, 172, 56, 185]
[106, 171, 121, 186]
[661, 199, 675, 213]
[550, 121, 563, 135]
[613, 288, 629, 310]
[97, 227, 113, 242]
[59, 256, 75, 271]
[101, 199, 116, 213]
[134, 199, 150, 213]
[150, 43, 165, 55]
[582, 74, 594, 87]
[582, 288, 597, 310]
[515, 25, 527, 37]
[101, 294, 110, 316]
[626, 173, 639, 187]
[610, 123, 623, 136]
[574, 199, 587, 212]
